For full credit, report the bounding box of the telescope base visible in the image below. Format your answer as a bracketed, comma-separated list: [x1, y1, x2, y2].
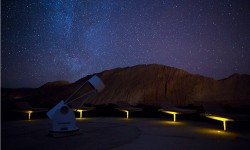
[48, 129, 81, 138]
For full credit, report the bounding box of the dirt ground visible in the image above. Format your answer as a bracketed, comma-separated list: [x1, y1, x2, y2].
[2, 117, 250, 150]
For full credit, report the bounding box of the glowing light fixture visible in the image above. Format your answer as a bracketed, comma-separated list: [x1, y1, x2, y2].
[121, 110, 129, 119]
[75, 109, 88, 118]
[160, 110, 180, 122]
[25, 111, 33, 120]
[205, 115, 234, 131]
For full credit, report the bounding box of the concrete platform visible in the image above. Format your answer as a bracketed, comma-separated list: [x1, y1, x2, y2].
[2, 118, 250, 150]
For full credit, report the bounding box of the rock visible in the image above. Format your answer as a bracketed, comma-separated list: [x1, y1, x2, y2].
[92, 64, 250, 106]
[2, 64, 250, 107]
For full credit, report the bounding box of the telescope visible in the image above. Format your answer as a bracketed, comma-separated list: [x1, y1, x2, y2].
[46, 75, 105, 137]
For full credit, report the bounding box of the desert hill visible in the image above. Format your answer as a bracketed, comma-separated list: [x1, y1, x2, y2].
[2, 64, 250, 109]
[40, 80, 70, 88]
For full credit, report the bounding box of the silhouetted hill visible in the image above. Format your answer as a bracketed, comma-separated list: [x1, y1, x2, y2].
[40, 80, 70, 88]
[2, 64, 250, 109]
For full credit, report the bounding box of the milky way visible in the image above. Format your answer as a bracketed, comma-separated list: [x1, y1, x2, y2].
[2, 0, 250, 88]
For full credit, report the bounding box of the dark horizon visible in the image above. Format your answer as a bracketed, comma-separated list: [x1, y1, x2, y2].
[2, 0, 250, 88]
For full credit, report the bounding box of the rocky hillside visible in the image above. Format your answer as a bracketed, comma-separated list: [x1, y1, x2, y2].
[2, 64, 250, 108]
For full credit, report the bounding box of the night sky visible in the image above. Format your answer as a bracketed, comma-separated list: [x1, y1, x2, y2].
[2, 0, 250, 88]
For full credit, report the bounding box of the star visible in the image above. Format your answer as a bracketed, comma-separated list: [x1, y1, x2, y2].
[1, 0, 250, 88]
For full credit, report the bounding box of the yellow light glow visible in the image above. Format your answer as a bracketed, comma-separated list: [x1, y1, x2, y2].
[75, 118, 89, 120]
[161, 110, 180, 122]
[75, 109, 88, 118]
[195, 128, 238, 139]
[205, 115, 234, 131]
[121, 110, 129, 119]
[24, 111, 33, 120]
[158, 120, 184, 125]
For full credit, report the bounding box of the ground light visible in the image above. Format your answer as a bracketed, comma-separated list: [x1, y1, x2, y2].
[14, 102, 48, 121]
[205, 114, 234, 131]
[158, 120, 184, 125]
[160, 110, 180, 122]
[24, 110, 33, 120]
[195, 128, 239, 139]
[74, 109, 88, 118]
[120, 110, 129, 119]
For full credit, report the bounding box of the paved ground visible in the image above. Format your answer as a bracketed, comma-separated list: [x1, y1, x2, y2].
[2, 117, 250, 150]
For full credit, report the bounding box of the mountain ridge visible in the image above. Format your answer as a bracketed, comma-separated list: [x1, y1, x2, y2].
[2, 64, 250, 108]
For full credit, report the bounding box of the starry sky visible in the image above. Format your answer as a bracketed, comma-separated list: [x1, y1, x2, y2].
[2, 0, 250, 88]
